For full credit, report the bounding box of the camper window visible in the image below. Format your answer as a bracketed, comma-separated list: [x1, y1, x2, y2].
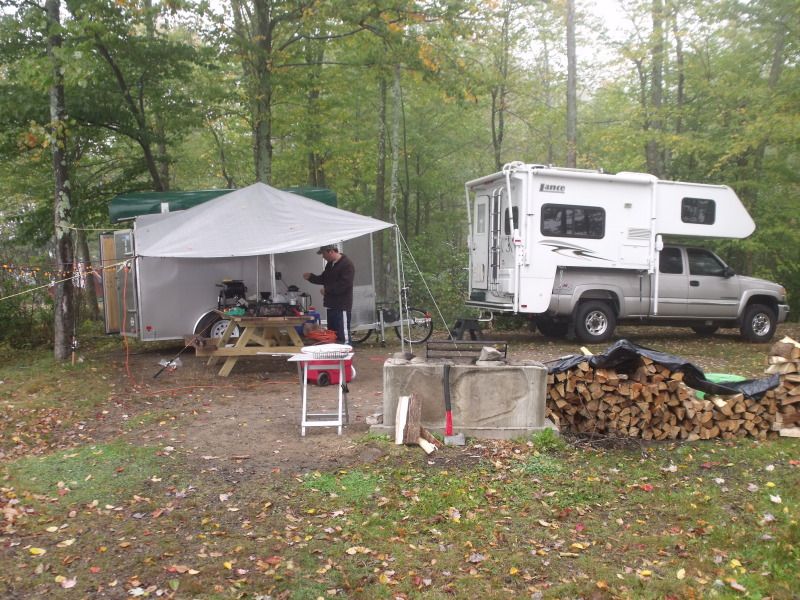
[476, 202, 487, 234]
[504, 207, 519, 234]
[540, 204, 605, 239]
[681, 197, 715, 225]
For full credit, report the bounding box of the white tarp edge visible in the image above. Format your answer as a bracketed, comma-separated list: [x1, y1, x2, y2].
[134, 182, 393, 257]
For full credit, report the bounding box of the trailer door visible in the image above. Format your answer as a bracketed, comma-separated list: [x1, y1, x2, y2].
[99, 233, 120, 333]
[104, 230, 139, 336]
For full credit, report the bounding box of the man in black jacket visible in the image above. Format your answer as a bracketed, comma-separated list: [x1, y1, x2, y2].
[303, 245, 355, 344]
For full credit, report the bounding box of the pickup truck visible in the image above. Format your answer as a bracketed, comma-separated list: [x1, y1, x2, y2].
[533, 245, 789, 343]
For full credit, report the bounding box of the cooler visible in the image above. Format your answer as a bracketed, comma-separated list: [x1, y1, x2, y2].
[306, 357, 355, 387]
[298, 343, 355, 387]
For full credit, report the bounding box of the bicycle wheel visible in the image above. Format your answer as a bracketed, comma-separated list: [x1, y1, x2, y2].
[394, 308, 433, 344]
[349, 328, 372, 344]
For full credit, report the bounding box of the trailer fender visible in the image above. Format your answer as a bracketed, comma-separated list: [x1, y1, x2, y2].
[193, 310, 240, 339]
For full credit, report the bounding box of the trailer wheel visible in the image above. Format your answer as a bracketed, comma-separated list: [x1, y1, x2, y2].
[740, 304, 777, 343]
[574, 301, 616, 343]
[194, 313, 240, 340]
[535, 316, 570, 339]
[691, 324, 719, 336]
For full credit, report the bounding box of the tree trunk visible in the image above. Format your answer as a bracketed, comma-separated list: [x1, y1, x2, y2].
[76, 229, 100, 321]
[389, 64, 402, 225]
[645, 0, 665, 177]
[491, 4, 510, 171]
[252, 0, 274, 184]
[375, 76, 388, 300]
[305, 40, 326, 187]
[670, 3, 684, 137]
[46, 0, 75, 361]
[143, 0, 170, 189]
[565, 0, 577, 167]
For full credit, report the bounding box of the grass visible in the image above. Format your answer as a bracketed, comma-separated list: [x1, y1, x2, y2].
[5, 440, 179, 509]
[1, 326, 799, 598]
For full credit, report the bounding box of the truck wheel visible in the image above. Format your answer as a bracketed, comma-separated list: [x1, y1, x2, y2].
[535, 316, 570, 339]
[740, 304, 777, 343]
[575, 301, 616, 343]
[691, 324, 719, 336]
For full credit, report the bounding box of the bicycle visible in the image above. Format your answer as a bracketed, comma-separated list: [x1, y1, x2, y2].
[349, 288, 433, 344]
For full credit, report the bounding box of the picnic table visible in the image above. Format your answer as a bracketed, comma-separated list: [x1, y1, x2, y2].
[194, 312, 309, 376]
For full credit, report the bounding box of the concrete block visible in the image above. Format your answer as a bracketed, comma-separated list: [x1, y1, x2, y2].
[372, 360, 550, 440]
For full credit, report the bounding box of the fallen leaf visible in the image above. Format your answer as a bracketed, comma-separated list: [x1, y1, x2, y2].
[60, 577, 77, 589]
[29, 547, 46, 556]
[729, 580, 747, 592]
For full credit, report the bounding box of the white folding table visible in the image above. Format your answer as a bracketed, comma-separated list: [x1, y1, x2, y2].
[288, 352, 353, 436]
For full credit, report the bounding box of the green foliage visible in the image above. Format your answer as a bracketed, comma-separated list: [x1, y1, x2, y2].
[0, 275, 53, 349]
[1, 0, 799, 357]
[302, 470, 382, 504]
[526, 427, 567, 453]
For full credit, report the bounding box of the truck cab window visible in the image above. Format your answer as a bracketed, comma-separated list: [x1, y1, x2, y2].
[687, 248, 726, 276]
[541, 204, 605, 239]
[659, 247, 683, 274]
[504, 207, 519, 235]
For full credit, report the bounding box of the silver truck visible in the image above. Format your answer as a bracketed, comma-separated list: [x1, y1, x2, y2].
[536, 244, 788, 343]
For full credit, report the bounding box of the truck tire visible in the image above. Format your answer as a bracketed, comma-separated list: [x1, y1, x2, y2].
[535, 316, 570, 339]
[691, 324, 719, 336]
[740, 304, 777, 343]
[575, 301, 616, 343]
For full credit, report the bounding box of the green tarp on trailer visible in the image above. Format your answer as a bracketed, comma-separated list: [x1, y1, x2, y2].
[109, 187, 337, 223]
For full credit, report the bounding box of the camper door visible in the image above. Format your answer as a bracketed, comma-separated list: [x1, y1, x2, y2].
[469, 185, 516, 297]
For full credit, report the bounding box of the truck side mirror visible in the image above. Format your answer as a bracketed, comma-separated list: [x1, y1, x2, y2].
[723, 266, 735, 278]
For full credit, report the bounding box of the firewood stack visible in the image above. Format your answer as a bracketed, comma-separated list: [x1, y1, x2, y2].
[762, 337, 800, 437]
[546, 339, 800, 441]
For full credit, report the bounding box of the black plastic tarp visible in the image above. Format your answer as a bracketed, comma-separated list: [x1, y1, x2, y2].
[546, 339, 779, 399]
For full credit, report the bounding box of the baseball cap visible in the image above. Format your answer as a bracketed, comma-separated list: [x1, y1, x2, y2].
[317, 244, 338, 254]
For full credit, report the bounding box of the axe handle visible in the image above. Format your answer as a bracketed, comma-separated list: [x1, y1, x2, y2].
[443, 363, 453, 436]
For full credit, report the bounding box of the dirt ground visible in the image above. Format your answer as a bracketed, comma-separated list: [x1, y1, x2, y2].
[109, 338, 436, 477]
[104, 324, 796, 478]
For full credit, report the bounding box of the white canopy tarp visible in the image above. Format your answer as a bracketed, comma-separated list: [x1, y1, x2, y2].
[134, 182, 393, 258]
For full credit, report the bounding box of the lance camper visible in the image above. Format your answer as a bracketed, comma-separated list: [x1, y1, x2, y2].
[465, 163, 788, 343]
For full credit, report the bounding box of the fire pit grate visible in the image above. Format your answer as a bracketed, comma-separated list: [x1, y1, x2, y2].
[425, 340, 508, 361]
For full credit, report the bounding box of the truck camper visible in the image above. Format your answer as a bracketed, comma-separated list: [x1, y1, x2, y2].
[465, 163, 788, 343]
